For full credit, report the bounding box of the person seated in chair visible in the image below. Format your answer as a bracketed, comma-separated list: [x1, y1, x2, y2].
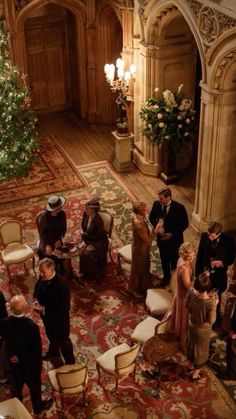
[37, 195, 67, 260]
[80, 197, 108, 281]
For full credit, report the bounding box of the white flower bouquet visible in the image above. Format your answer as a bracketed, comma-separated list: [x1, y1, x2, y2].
[139, 85, 196, 153]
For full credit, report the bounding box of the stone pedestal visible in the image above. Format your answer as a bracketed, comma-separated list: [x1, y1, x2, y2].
[112, 131, 135, 172]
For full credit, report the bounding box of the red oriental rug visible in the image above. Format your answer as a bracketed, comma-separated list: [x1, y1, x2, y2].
[0, 136, 85, 204]
[0, 162, 235, 418]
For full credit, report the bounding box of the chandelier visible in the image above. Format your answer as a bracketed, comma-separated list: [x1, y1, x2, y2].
[104, 58, 136, 136]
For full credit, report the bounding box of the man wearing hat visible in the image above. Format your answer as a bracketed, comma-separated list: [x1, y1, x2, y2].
[80, 197, 108, 280]
[37, 195, 67, 260]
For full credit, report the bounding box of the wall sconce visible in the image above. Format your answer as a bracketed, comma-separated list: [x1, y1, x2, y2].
[104, 57, 136, 137]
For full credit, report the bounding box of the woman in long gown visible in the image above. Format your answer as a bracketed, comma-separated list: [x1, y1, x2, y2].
[185, 272, 218, 380]
[129, 201, 156, 294]
[169, 242, 196, 352]
[80, 197, 108, 281]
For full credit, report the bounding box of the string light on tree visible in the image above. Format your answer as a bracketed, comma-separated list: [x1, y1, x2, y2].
[0, 21, 38, 181]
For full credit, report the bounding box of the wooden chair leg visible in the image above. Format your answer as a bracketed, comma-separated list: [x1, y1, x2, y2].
[108, 245, 114, 263]
[32, 255, 36, 276]
[117, 254, 122, 273]
[6, 265, 11, 278]
[115, 377, 119, 392]
[23, 261, 29, 274]
[96, 363, 102, 385]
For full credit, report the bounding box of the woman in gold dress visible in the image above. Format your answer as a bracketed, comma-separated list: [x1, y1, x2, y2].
[129, 201, 156, 294]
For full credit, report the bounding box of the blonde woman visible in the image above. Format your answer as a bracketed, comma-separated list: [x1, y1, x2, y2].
[129, 201, 156, 294]
[169, 242, 196, 352]
[185, 272, 218, 380]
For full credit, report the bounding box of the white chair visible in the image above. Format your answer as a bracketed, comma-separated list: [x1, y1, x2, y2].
[48, 363, 88, 416]
[145, 270, 177, 317]
[99, 210, 114, 262]
[0, 220, 36, 278]
[131, 310, 172, 345]
[117, 243, 132, 273]
[96, 342, 140, 391]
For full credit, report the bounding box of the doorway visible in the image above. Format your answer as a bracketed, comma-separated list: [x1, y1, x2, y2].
[24, 4, 75, 112]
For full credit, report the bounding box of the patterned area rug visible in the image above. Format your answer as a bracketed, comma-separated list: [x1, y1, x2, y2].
[0, 161, 236, 418]
[0, 136, 85, 204]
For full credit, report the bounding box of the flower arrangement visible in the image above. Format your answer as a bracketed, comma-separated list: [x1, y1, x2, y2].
[139, 85, 196, 154]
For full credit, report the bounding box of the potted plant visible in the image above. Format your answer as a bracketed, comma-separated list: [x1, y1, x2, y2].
[139, 85, 196, 183]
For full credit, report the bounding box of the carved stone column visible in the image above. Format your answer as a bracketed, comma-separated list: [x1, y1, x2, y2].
[192, 83, 236, 232]
[86, 0, 97, 123]
[133, 44, 161, 176]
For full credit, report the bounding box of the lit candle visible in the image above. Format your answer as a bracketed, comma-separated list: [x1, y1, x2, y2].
[108, 64, 115, 81]
[104, 63, 110, 75]
[124, 71, 131, 81]
[116, 58, 124, 69]
[117, 68, 124, 78]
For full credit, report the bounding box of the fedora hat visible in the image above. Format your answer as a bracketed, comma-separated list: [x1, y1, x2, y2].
[47, 195, 66, 212]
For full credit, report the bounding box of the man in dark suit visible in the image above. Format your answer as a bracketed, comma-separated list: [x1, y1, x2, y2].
[0, 289, 8, 384]
[33, 257, 75, 363]
[0, 295, 53, 414]
[149, 187, 189, 286]
[196, 221, 235, 327]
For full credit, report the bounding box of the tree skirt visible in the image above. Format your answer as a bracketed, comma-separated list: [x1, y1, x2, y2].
[0, 136, 85, 204]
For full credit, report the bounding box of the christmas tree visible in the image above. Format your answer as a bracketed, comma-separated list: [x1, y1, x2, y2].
[0, 21, 38, 181]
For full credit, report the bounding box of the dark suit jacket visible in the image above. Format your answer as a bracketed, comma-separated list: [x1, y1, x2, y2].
[195, 232, 235, 292]
[0, 292, 7, 319]
[33, 273, 71, 336]
[38, 209, 67, 249]
[0, 315, 42, 373]
[149, 199, 189, 247]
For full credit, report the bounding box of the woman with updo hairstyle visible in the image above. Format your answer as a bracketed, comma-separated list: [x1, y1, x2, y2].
[168, 242, 195, 352]
[80, 197, 108, 281]
[129, 201, 156, 294]
[185, 271, 218, 380]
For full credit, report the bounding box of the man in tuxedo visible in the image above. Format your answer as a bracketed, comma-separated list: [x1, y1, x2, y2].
[0, 295, 53, 415]
[149, 187, 189, 286]
[195, 221, 235, 327]
[33, 257, 75, 363]
[218, 296, 236, 380]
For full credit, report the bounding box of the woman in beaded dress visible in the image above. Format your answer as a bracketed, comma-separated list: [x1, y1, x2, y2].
[185, 272, 218, 380]
[169, 242, 196, 352]
[129, 201, 156, 294]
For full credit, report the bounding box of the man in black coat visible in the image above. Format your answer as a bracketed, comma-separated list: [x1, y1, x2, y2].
[149, 187, 189, 286]
[196, 221, 235, 327]
[0, 295, 53, 414]
[0, 289, 8, 383]
[33, 257, 75, 363]
[218, 296, 236, 380]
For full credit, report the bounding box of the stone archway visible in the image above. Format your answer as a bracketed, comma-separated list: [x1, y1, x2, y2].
[133, 1, 203, 183]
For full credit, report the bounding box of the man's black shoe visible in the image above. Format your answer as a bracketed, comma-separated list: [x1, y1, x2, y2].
[34, 397, 54, 414]
[42, 351, 60, 360]
[217, 372, 233, 380]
